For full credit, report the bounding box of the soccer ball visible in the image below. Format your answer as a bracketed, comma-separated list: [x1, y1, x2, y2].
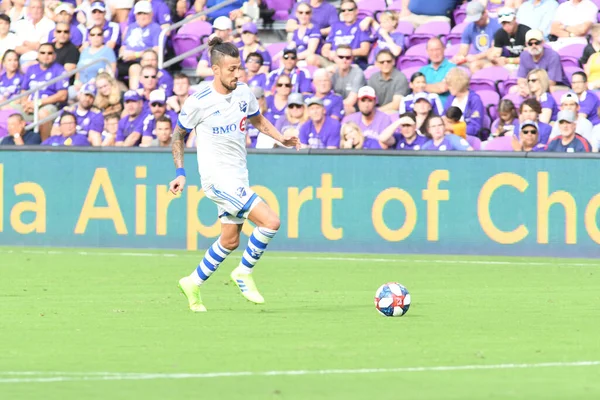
[374, 283, 411, 317]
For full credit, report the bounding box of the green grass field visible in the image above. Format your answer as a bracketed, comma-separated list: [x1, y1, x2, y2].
[1, 247, 600, 399]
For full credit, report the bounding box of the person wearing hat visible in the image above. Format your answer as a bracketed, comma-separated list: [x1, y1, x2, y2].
[239, 22, 271, 75]
[546, 110, 592, 152]
[140, 89, 178, 147]
[53, 21, 80, 75]
[125, 0, 172, 29]
[115, 90, 148, 146]
[511, 120, 546, 152]
[12, 0, 55, 66]
[488, 7, 531, 67]
[517, 29, 569, 90]
[298, 97, 341, 149]
[196, 16, 235, 79]
[256, 93, 307, 149]
[119, 1, 161, 80]
[378, 112, 428, 150]
[548, 91, 593, 142]
[266, 48, 312, 95]
[342, 85, 391, 148]
[87, 1, 121, 50]
[550, 0, 597, 49]
[48, 3, 85, 47]
[451, 0, 500, 72]
[41, 112, 90, 147]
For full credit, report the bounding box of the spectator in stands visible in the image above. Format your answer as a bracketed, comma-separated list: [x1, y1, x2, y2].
[421, 115, 472, 151]
[400, 72, 444, 116]
[342, 86, 392, 148]
[517, 0, 558, 40]
[48, 3, 85, 48]
[511, 120, 547, 151]
[287, 0, 338, 37]
[550, 0, 597, 49]
[116, 90, 147, 146]
[101, 113, 119, 146]
[412, 93, 435, 132]
[382, 112, 428, 150]
[87, 2, 120, 50]
[5, 0, 28, 28]
[322, 0, 371, 69]
[233, 15, 252, 48]
[137, 65, 160, 106]
[239, 22, 271, 74]
[51, 83, 104, 146]
[196, 16, 235, 80]
[112, 0, 133, 23]
[245, 52, 268, 89]
[194, 0, 244, 22]
[444, 67, 484, 137]
[140, 89, 177, 146]
[94, 71, 123, 115]
[256, 93, 308, 149]
[312, 68, 344, 120]
[488, 7, 530, 68]
[42, 111, 90, 146]
[13, 0, 55, 66]
[546, 110, 592, 151]
[16, 42, 68, 140]
[287, 2, 322, 66]
[491, 99, 520, 137]
[518, 98, 551, 143]
[582, 26, 600, 88]
[126, 0, 171, 30]
[569, 72, 600, 125]
[518, 29, 568, 89]
[443, 106, 467, 138]
[330, 45, 366, 116]
[166, 73, 190, 113]
[299, 97, 341, 149]
[368, 49, 409, 114]
[361, 10, 404, 66]
[0, 50, 24, 107]
[0, 14, 19, 61]
[420, 37, 455, 104]
[399, 0, 457, 28]
[452, 1, 499, 73]
[265, 74, 292, 125]
[119, 1, 161, 81]
[526, 68, 558, 123]
[266, 48, 312, 95]
[53, 22, 80, 75]
[76, 25, 117, 87]
[0, 113, 41, 145]
[132, 49, 174, 95]
[548, 92, 593, 141]
[148, 115, 172, 147]
[339, 122, 366, 149]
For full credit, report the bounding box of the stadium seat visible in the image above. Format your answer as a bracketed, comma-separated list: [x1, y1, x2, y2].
[364, 65, 380, 79]
[407, 21, 450, 47]
[483, 135, 514, 151]
[357, 0, 387, 17]
[499, 77, 519, 97]
[478, 90, 501, 120]
[558, 44, 586, 68]
[502, 92, 526, 109]
[470, 66, 510, 93]
[266, 42, 288, 69]
[387, 0, 403, 11]
[172, 34, 202, 68]
[398, 43, 428, 69]
[453, 3, 468, 25]
[264, 0, 294, 21]
[400, 65, 421, 82]
[552, 90, 568, 104]
[0, 109, 17, 139]
[177, 19, 212, 39]
[446, 23, 467, 46]
[466, 135, 482, 150]
[394, 21, 415, 37]
[564, 65, 584, 85]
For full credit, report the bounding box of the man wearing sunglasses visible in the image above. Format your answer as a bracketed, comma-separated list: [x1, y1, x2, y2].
[53, 21, 80, 76]
[140, 89, 178, 147]
[488, 8, 530, 68]
[546, 110, 592, 152]
[517, 29, 568, 90]
[512, 120, 546, 152]
[266, 48, 312, 96]
[87, 2, 120, 50]
[368, 49, 408, 114]
[331, 45, 366, 116]
[287, 0, 338, 37]
[47, 3, 85, 47]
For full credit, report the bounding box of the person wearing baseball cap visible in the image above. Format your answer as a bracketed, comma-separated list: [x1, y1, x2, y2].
[451, 1, 500, 72]
[548, 91, 594, 143]
[378, 112, 428, 150]
[88, 2, 121, 50]
[546, 110, 592, 152]
[514, 120, 546, 152]
[488, 7, 531, 67]
[197, 17, 236, 79]
[239, 21, 271, 75]
[299, 96, 341, 149]
[256, 93, 307, 149]
[140, 89, 178, 147]
[48, 3, 85, 47]
[518, 29, 569, 89]
[266, 48, 312, 95]
[116, 90, 148, 146]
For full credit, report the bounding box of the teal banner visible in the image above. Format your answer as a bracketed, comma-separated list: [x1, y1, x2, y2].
[1, 150, 599, 257]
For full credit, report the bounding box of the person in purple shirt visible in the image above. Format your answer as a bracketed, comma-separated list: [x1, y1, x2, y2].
[322, 0, 372, 69]
[266, 49, 312, 95]
[378, 112, 429, 150]
[299, 97, 341, 149]
[116, 90, 148, 147]
[288, 0, 339, 36]
[50, 83, 105, 146]
[246, 52, 268, 90]
[342, 86, 391, 145]
[265, 74, 292, 125]
[239, 22, 271, 74]
[127, 0, 172, 28]
[42, 112, 90, 147]
[140, 89, 178, 146]
[421, 116, 472, 151]
[87, 2, 121, 50]
[273, 93, 308, 135]
[119, 1, 162, 79]
[0, 50, 24, 103]
[514, 120, 546, 152]
[312, 68, 344, 120]
[525, 68, 558, 123]
[546, 110, 592, 152]
[517, 98, 552, 144]
[133, 49, 174, 96]
[518, 29, 569, 89]
[47, 3, 86, 47]
[360, 11, 404, 65]
[288, 2, 322, 65]
[571, 71, 600, 126]
[444, 67, 484, 137]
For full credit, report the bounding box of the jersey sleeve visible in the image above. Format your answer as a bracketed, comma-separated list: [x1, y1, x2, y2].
[177, 96, 204, 132]
[247, 86, 260, 118]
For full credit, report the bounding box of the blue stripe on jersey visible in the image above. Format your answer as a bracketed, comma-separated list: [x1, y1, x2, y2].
[176, 119, 192, 133]
[236, 193, 258, 218]
[194, 88, 211, 99]
[248, 110, 260, 118]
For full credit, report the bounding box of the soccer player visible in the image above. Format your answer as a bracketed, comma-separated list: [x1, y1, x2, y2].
[169, 37, 299, 312]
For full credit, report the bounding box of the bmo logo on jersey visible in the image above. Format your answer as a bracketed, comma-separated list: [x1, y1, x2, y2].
[212, 124, 237, 135]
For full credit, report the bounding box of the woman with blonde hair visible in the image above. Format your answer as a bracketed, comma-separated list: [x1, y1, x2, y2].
[340, 122, 365, 149]
[444, 67, 484, 137]
[93, 72, 123, 116]
[526, 68, 557, 123]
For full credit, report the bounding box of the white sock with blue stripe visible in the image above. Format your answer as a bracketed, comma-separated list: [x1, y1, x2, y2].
[190, 239, 232, 286]
[238, 227, 278, 274]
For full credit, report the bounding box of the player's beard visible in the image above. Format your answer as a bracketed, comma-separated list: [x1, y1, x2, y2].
[221, 78, 238, 92]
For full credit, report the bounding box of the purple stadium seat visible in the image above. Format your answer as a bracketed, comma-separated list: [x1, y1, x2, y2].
[446, 23, 467, 45]
[453, 3, 468, 25]
[470, 66, 510, 92]
[266, 42, 288, 69]
[394, 21, 415, 36]
[265, 0, 294, 20]
[364, 65, 380, 79]
[444, 43, 477, 59]
[357, 0, 386, 16]
[482, 113, 491, 132]
[398, 43, 428, 69]
[552, 90, 568, 104]
[177, 19, 212, 38]
[564, 65, 584, 85]
[478, 90, 501, 120]
[484, 135, 514, 151]
[0, 109, 17, 139]
[172, 34, 202, 68]
[407, 21, 451, 47]
[499, 77, 519, 97]
[400, 65, 421, 82]
[466, 135, 481, 150]
[558, 44, 585, 68]
[502, 92, 526, 109]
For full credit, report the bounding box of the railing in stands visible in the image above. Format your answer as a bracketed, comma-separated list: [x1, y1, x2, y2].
[157, 0, 238, 70]
[0, 58, 113, 133]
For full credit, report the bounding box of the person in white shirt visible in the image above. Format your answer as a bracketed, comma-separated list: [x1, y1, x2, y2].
[170, 37, 298, 313]
[550, 0, 598, 49]
[0, 14, 19, 61]
[13, 0, 55, 65]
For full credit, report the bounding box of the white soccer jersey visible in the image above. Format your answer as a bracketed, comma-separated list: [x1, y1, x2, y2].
[177, 81, 260, 184]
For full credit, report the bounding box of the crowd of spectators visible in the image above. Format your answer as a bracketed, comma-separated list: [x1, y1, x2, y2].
[0, 0, 599, 153]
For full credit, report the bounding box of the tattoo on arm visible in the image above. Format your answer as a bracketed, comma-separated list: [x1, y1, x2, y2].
[172, 125, 187, 168]
[250, 114, 282, 141]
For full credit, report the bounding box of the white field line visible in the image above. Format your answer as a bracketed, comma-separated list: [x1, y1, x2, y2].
[0, 248, 599, 267]
[0, 361, 599, 384]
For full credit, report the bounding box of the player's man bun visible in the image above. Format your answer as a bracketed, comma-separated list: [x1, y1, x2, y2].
[209, 36, 240, 66]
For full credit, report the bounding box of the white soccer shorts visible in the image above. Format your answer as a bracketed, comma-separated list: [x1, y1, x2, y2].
[203, 182, 262, 224]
